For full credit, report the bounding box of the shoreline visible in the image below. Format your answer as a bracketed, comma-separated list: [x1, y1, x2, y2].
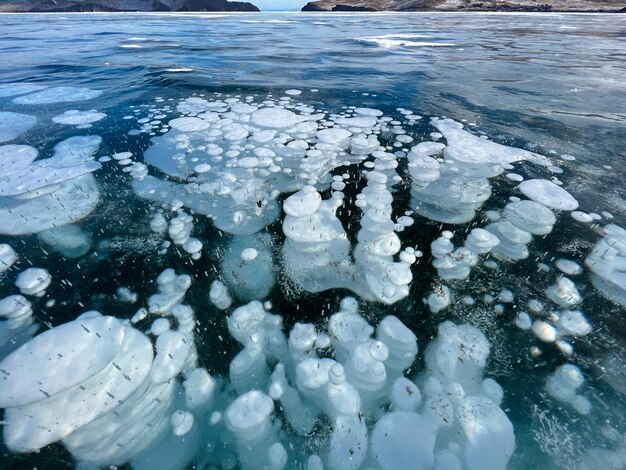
[0, 9, 624, 13]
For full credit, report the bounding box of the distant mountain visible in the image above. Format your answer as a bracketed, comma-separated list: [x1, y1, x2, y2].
[302, 0, 626, 12]
[0, 0, 260, 12]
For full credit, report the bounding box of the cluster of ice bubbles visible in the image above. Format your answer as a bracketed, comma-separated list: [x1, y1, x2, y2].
[0, 85, 625, 469]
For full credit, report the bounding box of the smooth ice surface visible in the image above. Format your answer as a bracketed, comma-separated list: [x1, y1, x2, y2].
[0, 12, 624, 470]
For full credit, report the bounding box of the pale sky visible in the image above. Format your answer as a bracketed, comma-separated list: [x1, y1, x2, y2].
[253, 0, 309, 11]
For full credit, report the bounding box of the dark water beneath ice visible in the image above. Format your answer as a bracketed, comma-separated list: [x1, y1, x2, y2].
[0, 12, 624, 470]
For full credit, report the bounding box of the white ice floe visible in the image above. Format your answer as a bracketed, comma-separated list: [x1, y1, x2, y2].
[585, 224, 626, 308]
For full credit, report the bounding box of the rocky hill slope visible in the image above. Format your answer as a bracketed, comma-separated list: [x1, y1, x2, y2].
[302, 0, 626, 11]
[0, 0, 259, 12]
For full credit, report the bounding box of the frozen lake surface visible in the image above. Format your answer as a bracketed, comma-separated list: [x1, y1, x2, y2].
[0, 12, 624, 470]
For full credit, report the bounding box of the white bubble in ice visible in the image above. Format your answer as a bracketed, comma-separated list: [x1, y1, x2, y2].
[0, 112, 37, 143]
[13, 87, 102, 105]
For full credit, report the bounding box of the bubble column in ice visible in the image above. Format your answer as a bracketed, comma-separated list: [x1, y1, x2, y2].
[225, 298, 422, 469]
[431, 228, 500, 281]
[225, 390, 283, 470]
[168, 210, 194, 246]
[282, 185, 354, 293]
[431, 232, 475, 281]
[409, 118, 550, 225]
[353, 172, 414, 304]
[376, 315, 418, 382]
[226, 301, 289, 393]
[420, 321, 513, 469]
[343, 339, 390, 410]
[545, 276, 582, 308]
[0, 247, 35, 358]
[269, 363, 318, 435]
[0, 138, 101, 236]
[222, 296, 514, 469]
[407, 141, 444, 189]
[0, 314, 171, 466]
[370, 319, 514, 470]
[426, 284, 452, 314]
[147, 268, 192, 316]
[0, 295, 34, 331]
[294, 356, 368, 470]
[487, 200, 556, 262]
[224, 302, 292, 468]
[328, 297, 374, 363]
[15, 267, 51, 297]
[545, 364, 592, 415]
[408, 140, 491, 224]
[585, 224, 626, 308]
[0, 243, 17, 273]
[39, 224, 92, 258]
[0, 294, 37, 358]
[222, 233, 276, 302]
[210, 280, 233, 310]
[131, 268, 216, 469]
